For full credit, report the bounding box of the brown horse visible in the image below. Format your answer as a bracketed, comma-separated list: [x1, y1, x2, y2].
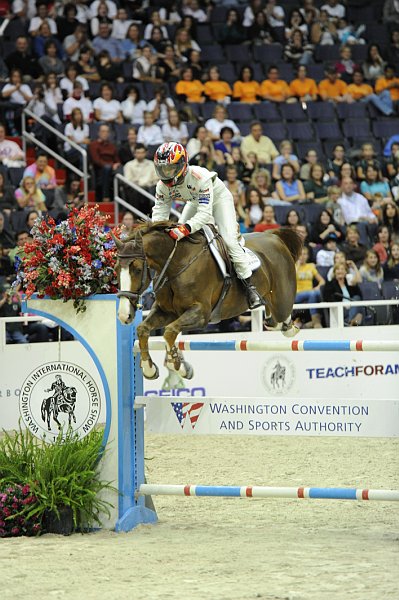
[114, 221, 302, 380]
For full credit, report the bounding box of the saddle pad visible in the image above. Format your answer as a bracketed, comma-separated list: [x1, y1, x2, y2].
[202, 225, 261, 275]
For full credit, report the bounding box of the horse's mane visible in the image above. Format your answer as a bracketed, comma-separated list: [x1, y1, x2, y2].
[133, 220, 176, 235]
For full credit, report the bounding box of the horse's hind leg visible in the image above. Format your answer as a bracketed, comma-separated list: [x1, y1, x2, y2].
[163, 305, 207, 380]
[136, 303, 175, 380]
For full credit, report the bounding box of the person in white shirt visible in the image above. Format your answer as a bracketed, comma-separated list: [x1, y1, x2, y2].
[152, 141, 264, 309]
[182, 0, 208, 23]
[316, 234, 338, 267]
[0, 123, 25, 167]
[12, 0, 36, 20]
[89, 0, 117, 19]
[265, 0, 285, 28]
[137, 111, 164, 147]
[121, 85, 147, 125]
[64, 25, 91, 62]
[60, 64, 89, 97]
[93, 83, 123, 123]
[338, 177, 378, 225]
[161, 109, 189, 145]
[63, 82, 93, 122]
[64, 107, 90, 154]
[29, 2, 58, 36]
[243, 0, 263, 27]
[143, 10, 169, 39]
[1, 68, 33, 105]
[111, 7, 133, 40]
[320, 0, 345, 22]
[146, 87, 175, 125]
[123, 143, 158, 214]
[205, 105, 240, 141]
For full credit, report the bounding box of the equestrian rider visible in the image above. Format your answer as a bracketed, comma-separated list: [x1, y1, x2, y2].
[45, 374, 67, 404]
[152, 141, 264, 309]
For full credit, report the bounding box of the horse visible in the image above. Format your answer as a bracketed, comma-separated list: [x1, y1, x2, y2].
[114, 221, 302, 380]
[41, 387, 77, 430]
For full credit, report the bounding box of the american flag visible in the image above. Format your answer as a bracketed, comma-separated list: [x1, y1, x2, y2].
[171, 402, 204, 429]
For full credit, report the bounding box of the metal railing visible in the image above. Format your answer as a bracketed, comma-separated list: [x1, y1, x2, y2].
[114, 173, 181, 224]
[21, 108, 89, 201]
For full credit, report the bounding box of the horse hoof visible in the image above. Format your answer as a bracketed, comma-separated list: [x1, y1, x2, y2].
[181, 361, 194, 380]
[282, 325, 300, 338]
[142, 362, 159, 380]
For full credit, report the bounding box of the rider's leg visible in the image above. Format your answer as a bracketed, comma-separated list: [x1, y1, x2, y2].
[213, 193, 264, 309]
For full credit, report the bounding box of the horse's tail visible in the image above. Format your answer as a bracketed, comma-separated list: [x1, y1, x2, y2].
[271, 228, 303, 262]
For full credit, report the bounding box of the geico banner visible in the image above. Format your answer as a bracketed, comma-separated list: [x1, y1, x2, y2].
[142, 397, 399, 437]
[0, 341, 106, 439]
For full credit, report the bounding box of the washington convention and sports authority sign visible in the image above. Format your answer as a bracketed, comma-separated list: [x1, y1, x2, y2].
[20, 362, 101, 442]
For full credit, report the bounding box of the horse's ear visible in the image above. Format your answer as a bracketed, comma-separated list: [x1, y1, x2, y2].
[110, 231, 123, 250]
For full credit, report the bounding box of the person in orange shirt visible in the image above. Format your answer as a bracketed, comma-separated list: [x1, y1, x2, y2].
[346, 69, 373, 100]
[175, 67, 205, 103]
[289, 65, 318, 101]
[260, 65, 291, 102]
[204, 65, 232, 103]
[368, 64, 399, 116]
[232, 65, 260, 103]
[318, 66, 352, 102]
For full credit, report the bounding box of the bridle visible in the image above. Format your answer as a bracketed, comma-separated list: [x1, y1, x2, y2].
[116, 236, 151, 311]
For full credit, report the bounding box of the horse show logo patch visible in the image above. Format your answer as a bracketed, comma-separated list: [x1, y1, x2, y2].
[262, 355, 296, 396]
[19, 362, 101, 442]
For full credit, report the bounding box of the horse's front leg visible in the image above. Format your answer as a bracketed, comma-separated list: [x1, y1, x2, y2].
[163, 304, 208, 380]
[136, 302, 175, 380]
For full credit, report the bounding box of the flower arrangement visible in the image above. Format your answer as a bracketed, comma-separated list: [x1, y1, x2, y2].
[0, 483, 42, 537]
[16, 205, 118, 312]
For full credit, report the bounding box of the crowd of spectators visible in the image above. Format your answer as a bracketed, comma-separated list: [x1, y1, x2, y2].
[1, 0, 399, 335]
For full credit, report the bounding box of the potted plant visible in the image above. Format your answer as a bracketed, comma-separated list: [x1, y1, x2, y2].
[0, 426, 115, 535]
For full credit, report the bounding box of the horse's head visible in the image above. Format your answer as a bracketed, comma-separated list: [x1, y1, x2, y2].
[113, 231, 151, 324]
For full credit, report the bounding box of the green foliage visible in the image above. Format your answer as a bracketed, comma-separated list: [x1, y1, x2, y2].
[0, 426, 115, 532]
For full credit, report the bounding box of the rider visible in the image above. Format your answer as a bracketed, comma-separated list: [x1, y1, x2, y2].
[45, 374, 67, 405]
[152, 141, 264, 309]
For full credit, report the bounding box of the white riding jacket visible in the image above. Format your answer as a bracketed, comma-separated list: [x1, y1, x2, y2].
[152, 165, 228, 233]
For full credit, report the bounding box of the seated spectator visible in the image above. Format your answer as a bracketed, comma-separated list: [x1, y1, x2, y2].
[304, 163, 329, 203]
[5, 35, 42, 81]
[284, 29, 314, 67]
[249, 10, 274, 45]
[336, 17, 366, 45]
[296, 222, 315, 257]
[182, 0, 208, 23]
[63, 107, 90, 167]
[274, 164, 306, 203]
[186, 125, 209, 161]
[146, 86, 175, 126]
[175, 67, 205, 103]
[316, 233, 339, 267]
[265, 0, 285, 34]
[187, 49, 204, 81]
[320, 0, 345, 24]
[220, 8, 247, 45]
[224, 165, 246, 208]
[214, 127, 240, 164]
[180, 16, 197, 41]
[118, 126, 138, 165]
[284, 208, 302, 229]
[0, 123, 25, 168]
[294, 245, 324, 329]
[53, 178, 84, 214]
[205, 105, 240, 141]
[91, 3, 113, 38]
[254, 204, 280, 231]
[56, 4, 79, 43]
[318, 65, 352, 102]
[300, 0, 320, 26]
[162, 109, 189, 145]
[289, 65, 318, 101]
[362, 44, 386, 83]
[323, 262, 364, 326]
[1, 69, 33, 135]
[228, 147, 256, 185]
[92, 22, 123, 63]
[386, 29, 399, 65]
[89, 0, 117, 20]
[64, 24, 92, 63]
[133, 45, 163, 83]
[360, 166, 393, 213]
[355, 143, 381, 181]
[299, 148, 319, 180]
[33, 22, 64, 59]
[339, 162, 357, 184]
[123, 143, 158, 214]
[326, 250, 359, 284]
[121, 24, 146, 61]
[0, 211, 15, 248]
[77, 46, 100, 82]
[285, 8, 309, 40]
[373, 225, 391, 263]
[120, 211, 135, 237]
[243, 0, 263, 28]
[23, 154, 56, 193]
[341, 224, 368, 265]
[89, 123, 120, 201]
[204, 66, 232, 105]
[63, 81, 93, 123]
[346, 69, 373, 101]
[143, 9, 169, 40]
[250, 169, 273, 204]
[327, 143, 346, 180]
[174, 27, 201, 61]
[97, 50, 124, 83]
[244, 187, 265, 229]
[338, 177, 377, 225]
[137, 111, 164, 147]
[39, 40, 65, 76]
[383, 242, 399, 280]
[310, 9, 338, 45]
[241, 121, 278, 166]
[14, 176, 47, 213]
[232, 65, 261, 104]
[190, 143, 217, 171]
[381, 202, 399, 241]
[0, 288, 28, 344]
[0, 173, 17, 215]
[158, 44, 184, 84]
[326, 184, 345, 226]
[29, 1, 57, 37]
[372, 64, 399, 116]
[60, 63, 89, 99]
[260, 65, 291, 102]
[335, 45, 359, 84]
[359, 249, 384, 286]
[311, 208, 343, 245]
[93, 83, 123, 123]
[121, 85, 147, 125]
[272, 140, 300, 180]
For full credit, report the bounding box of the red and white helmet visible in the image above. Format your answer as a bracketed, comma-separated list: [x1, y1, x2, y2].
[154, 142, 188, 187]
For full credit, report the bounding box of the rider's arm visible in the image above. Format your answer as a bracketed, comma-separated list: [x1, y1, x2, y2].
[184, 180, 214, 233]
[152, 182, 172, 222]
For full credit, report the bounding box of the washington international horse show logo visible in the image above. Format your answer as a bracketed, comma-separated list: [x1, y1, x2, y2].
[262, 355, 296, 396]
[19, 362, 101, 442]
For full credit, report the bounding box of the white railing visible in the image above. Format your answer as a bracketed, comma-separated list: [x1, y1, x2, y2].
[21, 108, 89, 201]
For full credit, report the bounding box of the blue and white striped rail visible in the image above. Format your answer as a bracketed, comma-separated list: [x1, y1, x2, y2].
[134, 339, 399, 352]
[139, 484, 399, 502]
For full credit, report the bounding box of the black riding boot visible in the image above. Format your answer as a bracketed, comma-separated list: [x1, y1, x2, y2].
[242, 277, 264, 310]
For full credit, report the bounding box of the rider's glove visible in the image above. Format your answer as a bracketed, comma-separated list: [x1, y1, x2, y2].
[167, 224, 191, 241]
